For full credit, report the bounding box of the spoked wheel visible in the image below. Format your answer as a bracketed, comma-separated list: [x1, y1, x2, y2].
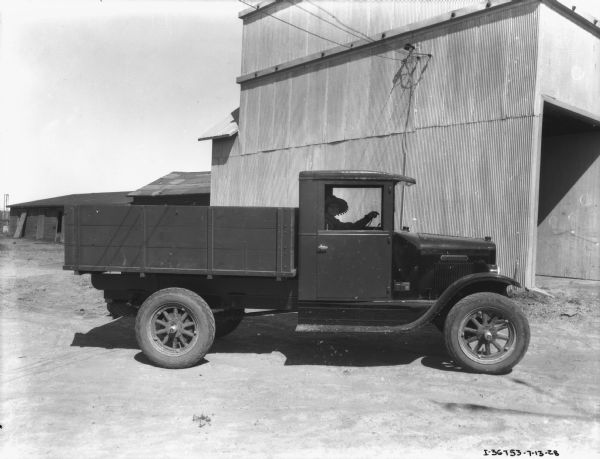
[458, 309, 516, 363]
[135, 288, 215, 369]
[150, 304, 199, 353]
[444, 292, 530, 375]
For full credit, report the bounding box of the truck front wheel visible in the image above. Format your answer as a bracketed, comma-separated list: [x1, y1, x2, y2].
[135, 288, 215, 369]
[444, 292, 530, 375]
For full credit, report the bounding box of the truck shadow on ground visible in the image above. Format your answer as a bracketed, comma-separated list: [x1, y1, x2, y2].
[71, 312, 460, 371]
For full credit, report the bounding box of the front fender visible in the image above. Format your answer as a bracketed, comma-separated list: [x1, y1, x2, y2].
[432, 272, 520, 318]
[293, 274, 520, 334]
[368, 273, 521, 333]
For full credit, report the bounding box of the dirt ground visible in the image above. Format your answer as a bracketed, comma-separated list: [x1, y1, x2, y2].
[1, 238, 599, 458]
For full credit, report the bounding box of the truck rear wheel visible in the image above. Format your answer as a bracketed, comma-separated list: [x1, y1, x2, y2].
[215, 309, 245, 338]
[444, 292, 530, 375]
[135, 288, 215, 369]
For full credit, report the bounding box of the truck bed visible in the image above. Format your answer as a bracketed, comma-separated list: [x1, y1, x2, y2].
[64, 205, 297, 278]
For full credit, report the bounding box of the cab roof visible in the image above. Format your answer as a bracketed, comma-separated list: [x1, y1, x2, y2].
[299, 170, 416, 185]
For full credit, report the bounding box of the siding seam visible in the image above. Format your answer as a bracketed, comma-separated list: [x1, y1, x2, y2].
[239, 114, 541, 156]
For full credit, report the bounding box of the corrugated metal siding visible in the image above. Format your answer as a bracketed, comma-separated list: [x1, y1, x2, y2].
[241, 0, 484, 75]
[403, 117, 536, 284]
[240, 3, 538, 155]
[414, 5, 539, 127]
[212, 117, 535, 284]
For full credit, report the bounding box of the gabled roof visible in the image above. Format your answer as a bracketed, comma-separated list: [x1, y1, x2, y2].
[128, 171, 211, 197]
[9, 192, 132, 208]
[198, 108, 239, 141]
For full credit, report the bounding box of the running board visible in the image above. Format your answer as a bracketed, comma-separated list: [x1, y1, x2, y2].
[295, 324, 398, 334]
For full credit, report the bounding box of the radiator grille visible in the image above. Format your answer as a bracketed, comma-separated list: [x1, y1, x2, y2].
[434, 262, 475, 293]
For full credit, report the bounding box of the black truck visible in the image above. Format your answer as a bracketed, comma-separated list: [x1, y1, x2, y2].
[64, 170, 530, 374]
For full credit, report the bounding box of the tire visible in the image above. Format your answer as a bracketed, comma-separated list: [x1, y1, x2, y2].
[444, 292, 530, 375]
[135, 288, 215, 369]
[214, 309, 245, 338]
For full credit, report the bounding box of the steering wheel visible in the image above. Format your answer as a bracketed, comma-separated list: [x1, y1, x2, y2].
[364, 214, 381, 230]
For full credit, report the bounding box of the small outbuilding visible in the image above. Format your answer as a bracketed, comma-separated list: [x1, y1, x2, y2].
[9, 192, 132, 242]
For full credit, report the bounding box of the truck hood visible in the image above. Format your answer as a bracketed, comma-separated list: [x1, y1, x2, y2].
[396, 231, 496, 259]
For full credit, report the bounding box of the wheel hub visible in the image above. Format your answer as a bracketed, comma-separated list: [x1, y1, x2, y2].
[458, 309, 516, 362]
[150, 303, 199, 353]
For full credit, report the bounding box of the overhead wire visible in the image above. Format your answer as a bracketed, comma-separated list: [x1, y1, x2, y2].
[284, 0, 371, 42]
[238, 0, 353, 49]
[302, 0, 375, 42]
[301, 0, 431, 59]
[239, 0, 421, 62]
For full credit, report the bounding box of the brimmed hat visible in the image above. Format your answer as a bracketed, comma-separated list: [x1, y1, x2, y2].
[325, 195, 348, 215]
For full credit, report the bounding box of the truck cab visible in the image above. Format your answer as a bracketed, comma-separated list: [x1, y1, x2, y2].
[298, 170, 404, 302]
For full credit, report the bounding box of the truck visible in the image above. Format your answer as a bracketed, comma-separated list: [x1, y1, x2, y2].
[64, 170, 530, 374]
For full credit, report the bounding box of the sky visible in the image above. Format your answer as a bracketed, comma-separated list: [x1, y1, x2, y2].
[0, 0, 243, 205]
[1, 0, 599, 206]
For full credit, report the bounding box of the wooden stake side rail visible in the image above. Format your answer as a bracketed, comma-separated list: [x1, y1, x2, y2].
[63, 205, 297, 278]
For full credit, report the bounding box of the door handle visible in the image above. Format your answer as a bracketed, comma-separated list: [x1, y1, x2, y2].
[317, 244, 328, 253]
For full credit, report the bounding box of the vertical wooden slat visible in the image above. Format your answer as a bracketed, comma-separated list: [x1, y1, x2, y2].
[207, 207, 214, 274]
[75, 206, 80, 269]
[142, 206, 147, 272]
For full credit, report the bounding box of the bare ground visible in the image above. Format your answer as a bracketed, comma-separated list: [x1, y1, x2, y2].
[1, 237, 599, 458]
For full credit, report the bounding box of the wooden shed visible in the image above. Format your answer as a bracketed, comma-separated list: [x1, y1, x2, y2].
[9, 192, 132, 242]
[203, 0, 600, 287]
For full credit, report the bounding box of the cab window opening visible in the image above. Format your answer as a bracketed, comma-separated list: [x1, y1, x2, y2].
[324, 185, 383, 231]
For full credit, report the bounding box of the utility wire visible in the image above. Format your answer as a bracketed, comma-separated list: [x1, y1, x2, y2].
[303, 0, 374, 42]
[285, 0, 413, 61]
[302, 0, 432, 58]
[239, 0, 352, 49]
[239, 0, 419, 62]
[284, 1, 377, 45]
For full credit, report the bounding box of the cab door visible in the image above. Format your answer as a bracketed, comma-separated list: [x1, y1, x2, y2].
[316, 185, 392, 300]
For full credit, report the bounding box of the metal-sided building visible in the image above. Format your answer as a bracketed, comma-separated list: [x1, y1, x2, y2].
[205, 0, 600, 287]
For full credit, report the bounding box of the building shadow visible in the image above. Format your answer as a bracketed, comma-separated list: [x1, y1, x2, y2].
[71, 312, 457, 370]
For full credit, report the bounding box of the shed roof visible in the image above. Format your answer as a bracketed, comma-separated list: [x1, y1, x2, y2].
[9, 192, 132, 208]
[128, 171, 211, 197]
[198, 108, 239, 141]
